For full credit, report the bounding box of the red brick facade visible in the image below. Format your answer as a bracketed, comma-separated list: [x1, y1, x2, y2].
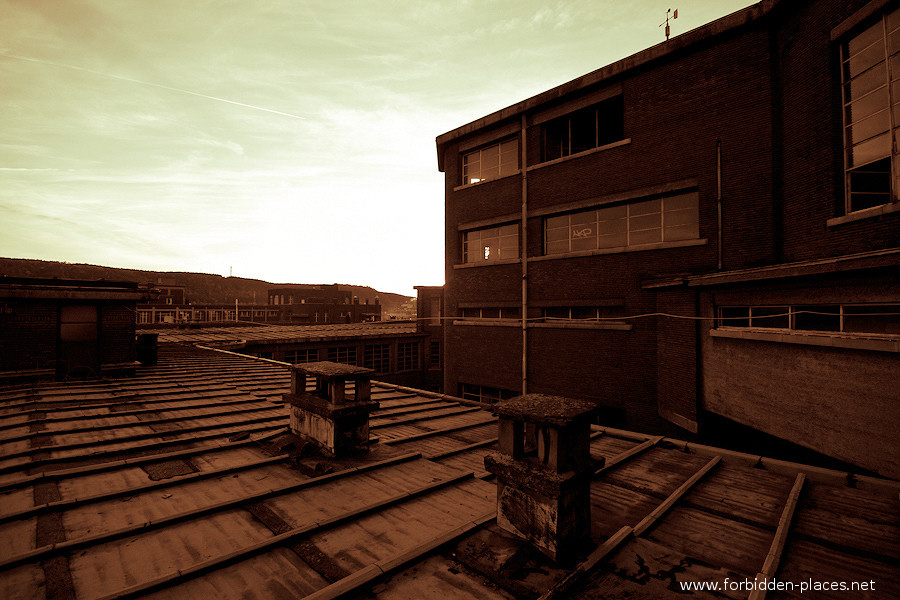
[437, 0, 900, 475]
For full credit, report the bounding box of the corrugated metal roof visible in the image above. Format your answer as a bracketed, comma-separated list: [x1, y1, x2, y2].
[0, 344, 897, 599]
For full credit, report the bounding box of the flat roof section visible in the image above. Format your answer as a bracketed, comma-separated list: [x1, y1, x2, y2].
[0, 343, 896, 599]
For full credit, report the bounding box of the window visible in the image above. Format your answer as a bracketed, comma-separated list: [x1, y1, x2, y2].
[841, 7, 900, 213]
[462, 224, 519, 263]
[285, 349, 319, 364]
[327, 346, 357, 365]
[717, 304, 900, 334]
[459, 306, 520, 320]
[542, 96, 624, 161]
[429, 341, 441, 368]
[545, 192, 698, 255]
[462, 138, 518, 185]
[541, 306, 625, 322]
[397, 342, 420, 371]
[363, 344, 390, 373]
[458, 383, 518, 404]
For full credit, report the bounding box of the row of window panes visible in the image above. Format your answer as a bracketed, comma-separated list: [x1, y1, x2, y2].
[462, 139, 519, 185]
[428, 341, 441, 367]
[842, 7, 900, 212]
[363, 344, 390, 373]
[397, 342, 420, 371]
[458, 383, 518, 404]
[544, 192, 699, 255]
[327, 346, 356, 365]
[542, 96, 625, 162]
[718, 304, 900, 335]
[460, 96, 624, 186]
[459, 307, 521, 319]
[541, 307, 625, 321]
[462, 224, 519, 263]
[285, 349, 319, 364]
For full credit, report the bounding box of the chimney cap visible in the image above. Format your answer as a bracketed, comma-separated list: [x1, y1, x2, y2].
[292, 361, 373, 379]
[492, 394, 598, 427]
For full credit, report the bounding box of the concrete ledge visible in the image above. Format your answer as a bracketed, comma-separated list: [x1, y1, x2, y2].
[710, 327, 900, 353]
[529, 238, 707, 263]
[826, 201, 900, 227]
[453, 258, 522, 270]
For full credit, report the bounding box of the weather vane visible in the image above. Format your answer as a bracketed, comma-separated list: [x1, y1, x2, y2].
[660, 8, 678, 40]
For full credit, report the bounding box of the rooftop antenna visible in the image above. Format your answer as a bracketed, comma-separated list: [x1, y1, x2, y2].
[660, 8, 678, 40]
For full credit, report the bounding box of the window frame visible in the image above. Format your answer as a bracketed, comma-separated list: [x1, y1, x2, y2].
[717, 303, 900, 335]
[461, 223, 519, 264]
[540, 95, 625, 162]
[543, 192, 699, 256]
[840, 7, 900, 214]
[461, 137, 519, 186]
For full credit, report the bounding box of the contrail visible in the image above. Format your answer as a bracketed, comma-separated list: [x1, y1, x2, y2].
[0, 51, 306, 121]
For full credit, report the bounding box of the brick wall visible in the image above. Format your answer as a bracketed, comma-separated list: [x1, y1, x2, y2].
[0, 301, 57, 372]
[100, 303, 137, 366]
[655, 288, 699, 431]
[777, 0, 900, 260]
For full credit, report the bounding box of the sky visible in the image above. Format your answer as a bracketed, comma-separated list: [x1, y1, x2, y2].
[1, 0, 756, 296]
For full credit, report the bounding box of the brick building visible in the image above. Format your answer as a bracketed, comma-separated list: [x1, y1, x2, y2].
[0, 276, 149, 381]
[137, 282, 381, 325]
[436, 0, 900, 477]
[148, 322, 429, 389]
[414, 285, 444, 391]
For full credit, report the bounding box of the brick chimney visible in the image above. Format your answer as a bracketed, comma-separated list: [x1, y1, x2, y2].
[483, 394, 597, 564]
[284, 361, 379, 457]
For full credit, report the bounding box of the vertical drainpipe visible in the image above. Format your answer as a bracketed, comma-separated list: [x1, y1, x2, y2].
[521, 114, 529, 395]
[716, 138, 723, 271]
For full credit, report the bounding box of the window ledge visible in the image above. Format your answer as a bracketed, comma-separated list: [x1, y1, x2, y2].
[453, 258, 521, 269]
[710, 327, 900, 352]
[827, 202, 900, 227]
[527, 138, 631, 172]
[452, 319, 521, 327]
[452, 320, 632, 331]
[529, 238, 707, 263]
[531, 321, 632, 331]
[453, 171, 521, 192]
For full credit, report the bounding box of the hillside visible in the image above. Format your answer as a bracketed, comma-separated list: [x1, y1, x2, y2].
[0, 258, 415, 317]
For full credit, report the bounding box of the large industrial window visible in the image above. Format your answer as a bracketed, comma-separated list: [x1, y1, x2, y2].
[327, 346, 356, 365]
[363, 344, 390, 373]
[462, 138, 518, 185]
[542, 96, 624, 161]
[840, 7, 900, 213]
[718, 304, 900, 334]
[397, 342, 420, 371]
[458, 383, 518, 404]
[544, 192, 698, 255]
[458, 306, 521, 320]
[428, 341, 441, 367]
[541, 306, 625, 323]
[285, 349, 319, 364]
[462, 224, 519, 263]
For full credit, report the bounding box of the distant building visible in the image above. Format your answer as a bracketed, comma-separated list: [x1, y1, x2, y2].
[415, 285, 444, 392]
[0, 276, 150, 381]
[436, 0, 900, 477]
[137, 282, 381, 326]
[147, 322, 428, 389]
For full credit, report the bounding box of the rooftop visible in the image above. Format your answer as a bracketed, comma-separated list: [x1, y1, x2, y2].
[141, 322, 419, 348]
[0, 343, 896, 599]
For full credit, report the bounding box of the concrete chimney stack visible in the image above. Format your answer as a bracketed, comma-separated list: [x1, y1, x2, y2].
[284, 361, 378, 457]
[484, 394, 597, 564]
